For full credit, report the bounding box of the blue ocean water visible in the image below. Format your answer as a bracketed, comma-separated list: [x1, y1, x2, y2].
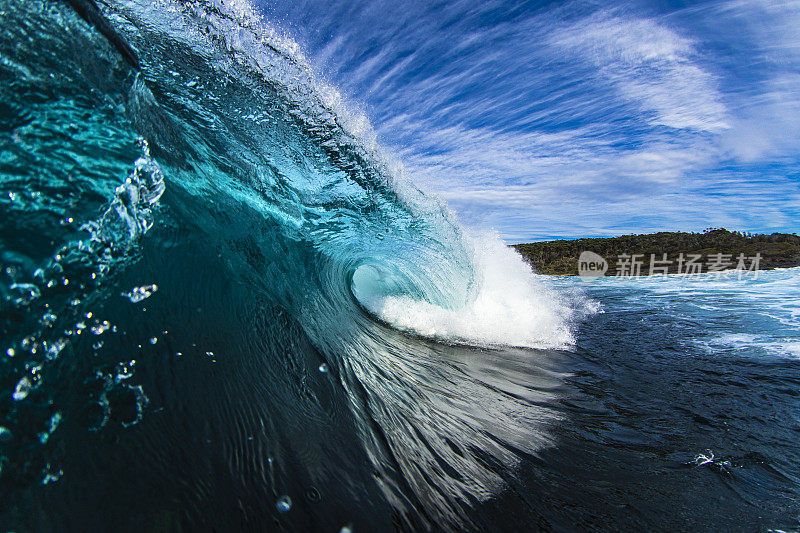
[0, 1, 799, 530]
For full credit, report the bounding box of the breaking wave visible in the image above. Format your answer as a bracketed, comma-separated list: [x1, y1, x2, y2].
[0, 0, 589, 528]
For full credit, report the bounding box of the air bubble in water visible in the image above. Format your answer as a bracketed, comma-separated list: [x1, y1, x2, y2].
[318, 363, 329, 373]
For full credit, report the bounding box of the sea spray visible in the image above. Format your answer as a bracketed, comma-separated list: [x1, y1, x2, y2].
[354, 230, 589, 348]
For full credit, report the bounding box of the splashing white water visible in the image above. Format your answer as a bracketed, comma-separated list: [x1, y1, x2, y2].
[355, 233, 594, 349]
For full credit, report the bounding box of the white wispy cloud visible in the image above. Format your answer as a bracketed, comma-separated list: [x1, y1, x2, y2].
[548, 14, 729, 132]
[709, 0, 800, 162]
[357, 11, 732, 238]
[264, 0, 800, 240]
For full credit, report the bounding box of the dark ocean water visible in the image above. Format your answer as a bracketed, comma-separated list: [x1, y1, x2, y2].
[1, 1, 799, 531]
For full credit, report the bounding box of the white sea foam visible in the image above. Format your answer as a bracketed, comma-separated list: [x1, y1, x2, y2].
[356, 232, 596, 349]
[570, 267, 800, 359]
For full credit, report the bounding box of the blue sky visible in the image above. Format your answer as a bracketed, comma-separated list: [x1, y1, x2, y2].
[256, 0, 800, 242]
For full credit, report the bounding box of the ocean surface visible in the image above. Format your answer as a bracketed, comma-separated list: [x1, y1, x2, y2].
[1, 1, 799, 531]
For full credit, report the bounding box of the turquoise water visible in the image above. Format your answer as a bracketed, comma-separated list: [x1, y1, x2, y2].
[1, 1, 799, 530]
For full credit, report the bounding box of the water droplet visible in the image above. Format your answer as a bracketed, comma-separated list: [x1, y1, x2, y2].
[30, 364, 42, 382]
[9, 283, 41, 306]
[46, 338, 67, 360]
[39, 412, 63, 444]
[41, 311, 57, 326]
[122, 284, 158, 303]
[318, 363, 329, 373]
[205, 351, 214, 357]
[12, 376, 32, 401]
[42, 464, 63, 485]
[175, 352, 182, 357]
[91, 320, 111, 335]
[340, 526, 353, 533]
[149, 337, 158, 345]
[115, 360, 135, 381]
[276, 495, 292, 513]
[6, 348, 15, 357]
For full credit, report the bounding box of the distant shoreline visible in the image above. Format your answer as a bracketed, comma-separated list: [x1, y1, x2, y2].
[512, 228, 800, 276]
